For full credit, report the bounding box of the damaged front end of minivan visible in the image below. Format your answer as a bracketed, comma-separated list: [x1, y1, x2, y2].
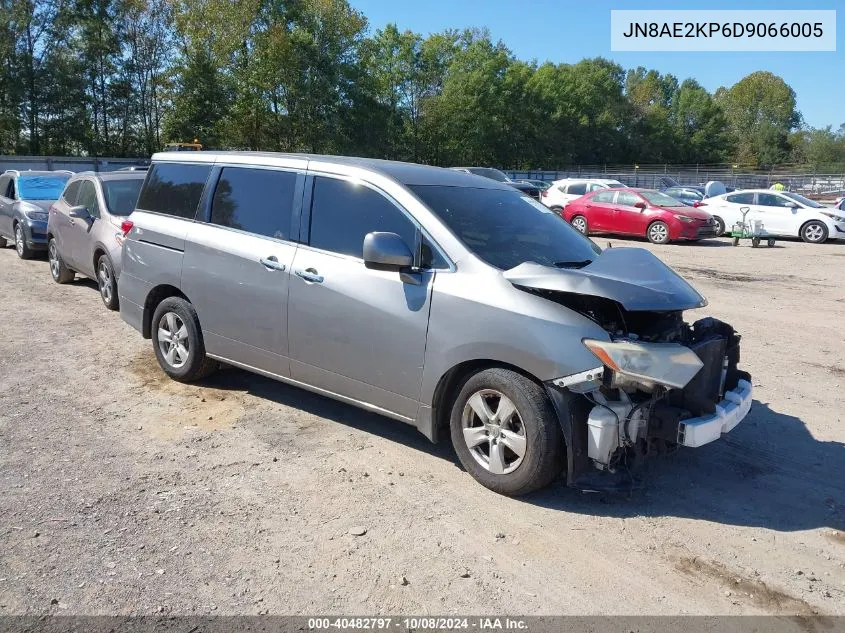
[505, 248, 752, 492]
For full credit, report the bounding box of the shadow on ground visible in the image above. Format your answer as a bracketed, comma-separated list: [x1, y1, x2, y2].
[199, 366, 844, 532]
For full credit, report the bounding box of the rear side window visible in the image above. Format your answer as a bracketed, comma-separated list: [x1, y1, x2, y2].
[137, 163, 211, 219]
[210, 167, 296, 240]
[567, 182, 587, 195]
[62, 180, 81, 205]
[102, 179, 144, 216]
[309, 177, 416, 259]
[756, 193, 793, 208]
[587, 183, 606, 192]
[616, 191, 640, 206]
[592, 191, 616, 203]
[726, 192, 754, 205]
[0, 176, 8, 197]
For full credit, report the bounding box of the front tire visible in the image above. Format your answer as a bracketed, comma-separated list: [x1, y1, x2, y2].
[0, 236, 6, 248]
[97, 254, 119, 311]
[14, 223, 34, 259]
[800, 220, 828, 244]
[647, 221, 670, 244]
[570, 215, 588, 234]
[48, 238, 74, 283]
[449, 368, 564, 496]
[151, 297, 218, 382]
[712, 216, 725, 236]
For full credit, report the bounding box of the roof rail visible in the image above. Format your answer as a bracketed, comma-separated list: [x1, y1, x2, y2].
[2, 169, 20, 176]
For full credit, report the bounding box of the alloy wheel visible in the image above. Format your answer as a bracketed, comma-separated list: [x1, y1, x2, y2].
[804, 223, 824, 243]
[461, 389, 527, 475]
[157, 312, 190, 369]
[571, 216, 587, 234]
[15, 226, 24, 256]
[98, 260, 113, 304]
[49, 242, 60, 280]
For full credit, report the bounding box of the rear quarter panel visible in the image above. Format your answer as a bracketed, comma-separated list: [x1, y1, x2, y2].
[119, 211, 191, 322]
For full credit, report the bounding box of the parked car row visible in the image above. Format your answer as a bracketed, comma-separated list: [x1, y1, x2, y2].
[1, 154, 754, 497]
[535, 175, 845, 244]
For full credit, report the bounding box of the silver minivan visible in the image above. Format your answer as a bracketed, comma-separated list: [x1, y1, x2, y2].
[119, 152, 752, 495]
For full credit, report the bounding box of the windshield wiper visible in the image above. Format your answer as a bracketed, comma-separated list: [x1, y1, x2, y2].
[553, 260, 593, 269]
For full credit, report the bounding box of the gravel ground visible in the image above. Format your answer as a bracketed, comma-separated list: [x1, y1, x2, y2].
[0, 235, 844, 617]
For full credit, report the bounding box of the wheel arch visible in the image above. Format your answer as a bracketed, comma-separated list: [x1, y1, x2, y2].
[142, 284, 190, 339]
[429, 359, 586, 487]
[430, 359, 549, 442]
[93, 244, 109, 273]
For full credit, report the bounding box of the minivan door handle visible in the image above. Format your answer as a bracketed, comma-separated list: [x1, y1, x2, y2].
[295, 268, 324, 283]
[260, 256, 286, 271]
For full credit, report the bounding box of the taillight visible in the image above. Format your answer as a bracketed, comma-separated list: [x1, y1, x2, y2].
[693, 201, 705, 208]
[541, 190, 548, 198]
[121, 220, 134, 236]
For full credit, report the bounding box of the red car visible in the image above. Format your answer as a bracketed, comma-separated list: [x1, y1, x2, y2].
[563, 188, 718, 244]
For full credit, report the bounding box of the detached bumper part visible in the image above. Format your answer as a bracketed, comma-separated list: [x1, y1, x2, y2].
[679, 379, 752, 447]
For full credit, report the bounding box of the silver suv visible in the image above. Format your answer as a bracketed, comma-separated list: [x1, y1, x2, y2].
[47, 171, 146, 309]
[119, 152, 752, 495]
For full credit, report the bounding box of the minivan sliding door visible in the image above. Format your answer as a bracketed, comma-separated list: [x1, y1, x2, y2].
[181, 165, 304, 377]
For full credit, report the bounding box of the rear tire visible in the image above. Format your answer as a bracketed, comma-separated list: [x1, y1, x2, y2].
[14, 223, 34, 259]
[0, 236, 6, 248]
[449, 368, 564, 496]
[550, 205, 563, 216]
[570, 215, 588, 234]
[151, 297, 218, 382]
[48, 238, 74, 283]
[800, 220, 828, 244]
[97, 254, 119, 311]
[712, 216, 725, 236]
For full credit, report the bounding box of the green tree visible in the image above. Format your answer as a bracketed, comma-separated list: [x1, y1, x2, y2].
[716, 71, 801, 167]
[670, 79, 730, 163]
[162, 46, 231, 149]
[624, 67, 678, 162]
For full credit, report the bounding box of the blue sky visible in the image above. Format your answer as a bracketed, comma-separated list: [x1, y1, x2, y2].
[350, 0, 843, 130]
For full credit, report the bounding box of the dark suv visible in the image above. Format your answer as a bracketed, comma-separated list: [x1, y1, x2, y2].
[0, 170, 73, 258]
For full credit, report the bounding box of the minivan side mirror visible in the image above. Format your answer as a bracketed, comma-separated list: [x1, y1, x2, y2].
[68, 205, 90, 219]
[363, 232, 414, 269]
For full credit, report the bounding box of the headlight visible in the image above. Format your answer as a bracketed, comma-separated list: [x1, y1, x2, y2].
[25, 210, 49, 221]
[675, 215, 695, 223]
[582, 338, 703, 389]
[820, 211, 845, 222]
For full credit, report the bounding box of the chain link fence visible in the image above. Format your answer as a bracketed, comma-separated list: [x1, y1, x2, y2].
[507, 165, 845, 198]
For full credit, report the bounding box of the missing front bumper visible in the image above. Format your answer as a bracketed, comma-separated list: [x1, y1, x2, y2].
[678, 379, 752, 447]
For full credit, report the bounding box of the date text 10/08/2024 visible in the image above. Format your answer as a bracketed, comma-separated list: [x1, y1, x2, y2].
[307, 617, 528, 630]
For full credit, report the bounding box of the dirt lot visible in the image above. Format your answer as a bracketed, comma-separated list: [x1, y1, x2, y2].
[1, 235, 844, 617]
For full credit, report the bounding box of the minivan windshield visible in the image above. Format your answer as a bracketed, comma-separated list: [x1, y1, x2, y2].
[410, 185, 601, 270]
[17, 174, 71, 201]
[466, 168, 511, 183]
[103, 178, 144, 215]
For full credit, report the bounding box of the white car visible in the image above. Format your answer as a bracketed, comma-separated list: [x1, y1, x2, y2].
[541, 178, 624, 213]
[698, 189, 845, 244]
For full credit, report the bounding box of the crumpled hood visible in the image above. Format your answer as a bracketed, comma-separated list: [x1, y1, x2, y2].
[503, 247, 707, 311]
